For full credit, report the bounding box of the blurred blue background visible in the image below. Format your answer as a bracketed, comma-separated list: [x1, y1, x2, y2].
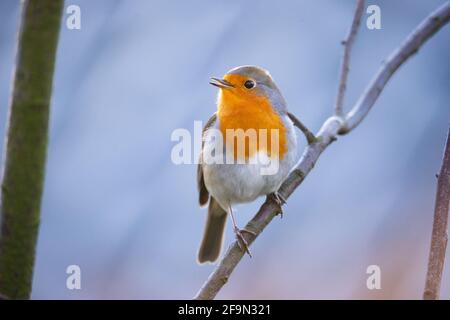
[0, 0, 449, 299]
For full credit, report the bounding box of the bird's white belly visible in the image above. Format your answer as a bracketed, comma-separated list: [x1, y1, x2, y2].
[202, 118, 298, 210]
[203, 154, 274, 205]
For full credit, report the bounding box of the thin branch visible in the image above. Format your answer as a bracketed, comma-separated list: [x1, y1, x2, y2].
[342, 1, 450, 133]
[423, 127, 450, 300]
[194, 1, 450, 300]
[287, 112, 318, 144]
[334, 0, 364, 117]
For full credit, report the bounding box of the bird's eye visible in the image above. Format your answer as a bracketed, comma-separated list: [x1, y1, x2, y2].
[244, 79, 255, 89]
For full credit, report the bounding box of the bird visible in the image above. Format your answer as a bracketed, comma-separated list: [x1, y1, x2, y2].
[197, 65, 315, 263]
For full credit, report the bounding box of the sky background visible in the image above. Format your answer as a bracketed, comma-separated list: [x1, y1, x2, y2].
[0, 0, 449, 299]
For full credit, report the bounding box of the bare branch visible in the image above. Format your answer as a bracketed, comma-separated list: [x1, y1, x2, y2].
[194, 1, 450, 300]
[342, 1, 450, 133]
[334, 0, 364, 117]
[423, 127, 450, 300]
[287, 111, 318, 144]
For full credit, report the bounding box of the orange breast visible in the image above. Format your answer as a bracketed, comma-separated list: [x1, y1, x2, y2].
[217, 89, 287, 161]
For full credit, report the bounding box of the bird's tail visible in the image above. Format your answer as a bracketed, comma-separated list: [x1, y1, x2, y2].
[198, 197, 227, 263]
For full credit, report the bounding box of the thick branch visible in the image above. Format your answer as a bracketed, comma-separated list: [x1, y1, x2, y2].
[334, 0, 364, 117]
[194, 1, 450, 300]
[423, 127, 450, 300]
[0, 0, 63, 299]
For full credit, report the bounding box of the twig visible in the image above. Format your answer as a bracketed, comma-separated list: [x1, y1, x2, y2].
[423, 127, 450, 300]
[334, 0, 364, 117]
[194, 1, 450, 300]
[341, 1, 450, 133]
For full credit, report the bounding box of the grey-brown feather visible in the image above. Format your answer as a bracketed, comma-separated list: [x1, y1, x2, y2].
[197, 197, 227, 263]
[197, 113, 217, 207]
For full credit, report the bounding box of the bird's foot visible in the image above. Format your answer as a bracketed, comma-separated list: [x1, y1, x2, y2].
[269, 192, 287, 218]
[233, 226, 255, 257]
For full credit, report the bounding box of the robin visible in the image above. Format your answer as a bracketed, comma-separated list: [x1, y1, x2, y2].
[197, 65, 315, 263]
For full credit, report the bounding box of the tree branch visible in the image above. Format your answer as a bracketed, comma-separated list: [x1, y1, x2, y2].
[335, 0, 364, 117]
[341, 1, 450, 133]
[0, 0, 63, 299]
[194, 1, 450, 300]
[423, 127, 450, 300]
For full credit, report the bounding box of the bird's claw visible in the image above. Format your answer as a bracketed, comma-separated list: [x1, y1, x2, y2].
[233, 227, 255, 257]
[273, 192, 287, 205]
[269, 192, 286, 218]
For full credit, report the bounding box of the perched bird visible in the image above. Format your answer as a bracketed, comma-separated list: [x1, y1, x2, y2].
[197, 66, 315, 263]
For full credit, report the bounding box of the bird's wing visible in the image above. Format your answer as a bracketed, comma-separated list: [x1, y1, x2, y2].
[197, 113, 217, 207]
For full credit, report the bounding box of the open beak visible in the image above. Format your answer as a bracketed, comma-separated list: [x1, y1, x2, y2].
[209, 77, 234, 89]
